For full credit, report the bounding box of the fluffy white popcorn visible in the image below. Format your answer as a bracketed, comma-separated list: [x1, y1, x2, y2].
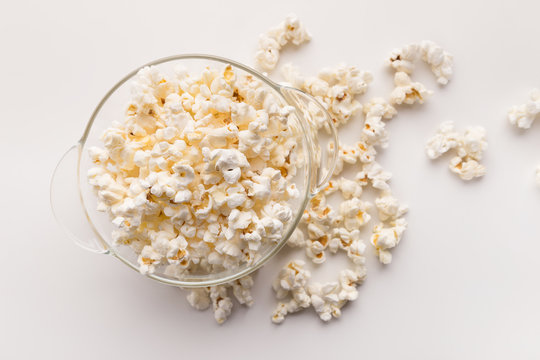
[271, 260, 312, 323]
[362, 98, 397, 148]
[186, 288, 211, 311]
[308, 266, 366, 322]
[356, 162, 392, 191]
[287, 228, 306, 248]
[425, 121, 460, 159]
[371, 218, 408, 264]
[231, 276, 255, 306]
[339, 198, 372, 232]
[386, 40, 453, 85]
[209, 286, 233, 324]
[426, 122, 488, 180]
[281, 63, 373, 128]
[449, 156, 486, 180]
[375, 193, 408, 222]
[390, 72, 433, 105]
[508, 89, 540, 129]
[255, 14, 311, 72]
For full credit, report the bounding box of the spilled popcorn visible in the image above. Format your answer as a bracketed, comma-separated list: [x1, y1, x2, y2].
[507, 89, 540, 186]
[425, 121, 488, 180]
[254, 14, 311, 72]
[88, 11, 457, 324]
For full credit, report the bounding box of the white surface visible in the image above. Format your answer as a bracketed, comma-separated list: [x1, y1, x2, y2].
[2, 0, 540, 359]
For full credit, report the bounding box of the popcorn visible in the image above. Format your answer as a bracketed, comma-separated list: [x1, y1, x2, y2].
[375, 193, 408, 222]
[507, 90, 540, 186]
[507, 89, 540, 129]
[88, 63, 304, 324]
[371, 218, 408, 264]
[339, 197, 372, 232]
[271, 260, 312, 323]
[209, 286, 233, 324]
[390, 72, 433, 105]
[307, 266, 366, 322]
[425, 121, 460, 159]
[231, 276, 255, 306]
[387, 40, 453, 85]
[426, 122, 488, 180]
[282, 63, 372, 128]
[255, 14, 311, 72]
[420, 40, 454, 85]
[362, 98, 397, 148]
[356, 162, 392, 191]
[186, 288, 211, 311]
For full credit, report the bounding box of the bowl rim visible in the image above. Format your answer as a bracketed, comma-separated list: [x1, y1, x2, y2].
[76, 54, 314, 288]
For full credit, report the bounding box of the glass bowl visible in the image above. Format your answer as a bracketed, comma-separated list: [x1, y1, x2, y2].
[50, 54, 337, 288]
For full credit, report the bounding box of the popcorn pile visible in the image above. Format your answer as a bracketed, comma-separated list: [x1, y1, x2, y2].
[87, 13, 461, 324]
[87, 62, 304, 315]
[507, 89, 540, 186]
[425, 121, 488, 181]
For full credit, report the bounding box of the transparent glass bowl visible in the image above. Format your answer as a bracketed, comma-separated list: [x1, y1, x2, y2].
[50, 54, 337, 288]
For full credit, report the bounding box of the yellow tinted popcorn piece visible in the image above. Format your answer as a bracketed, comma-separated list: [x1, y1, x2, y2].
[390, 72, 433, 105]
[370, 218, 408, 264]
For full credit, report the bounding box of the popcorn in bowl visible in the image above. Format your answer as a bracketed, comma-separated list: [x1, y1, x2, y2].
[87, 64, 306, 279]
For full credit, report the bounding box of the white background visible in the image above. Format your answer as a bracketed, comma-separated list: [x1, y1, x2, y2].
[2, 0, 540, 359]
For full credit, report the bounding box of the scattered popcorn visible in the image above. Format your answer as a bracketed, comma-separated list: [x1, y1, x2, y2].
[210, 285, 233, 324]
[425, 121, 460, 159]
[390, 72, 433, 105]
[271, 260, 312, 323]
[387, 40, 453, 85]
[282, 63, 373, 128]
[507, 90, 540, 186]
[362, 97, 397, 148]
[86, 27, 462, 326]
[375, 193, 408, 222]
[255, 14, 311, 72]
[371, 218, 408, 264]
[426, 122, 488, 180]
[507, 89, 540, 129]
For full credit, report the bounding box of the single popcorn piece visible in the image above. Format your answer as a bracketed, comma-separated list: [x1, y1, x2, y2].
[362, 97, 397, 148]
[507, 89, 540, 186]
[426, 122, 488, 181]
[507, 89, 540, 129]
[186, 288, 211, 311]
[425, 121, 460, 159]
[390, 72, 433, 105]
[419, 40, 454, 85]
[255, 14, 311, 72]
[375, 193, 408, 222]
[371, 218, 408, 264]
[386, 40, 453, 85]
[209, 286, 233, 324]
[271, 260, 312, 323]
